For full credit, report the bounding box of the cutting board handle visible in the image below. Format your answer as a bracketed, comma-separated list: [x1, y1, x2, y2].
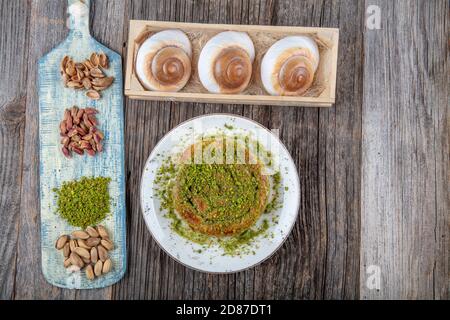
[67, 0, 91, 37]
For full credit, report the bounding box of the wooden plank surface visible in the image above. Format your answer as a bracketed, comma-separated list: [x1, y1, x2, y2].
[0, 0, 447, 300]
[360, 0, 449, 299]
[0, 0, 30, 299]
[112, 0, 363, 300]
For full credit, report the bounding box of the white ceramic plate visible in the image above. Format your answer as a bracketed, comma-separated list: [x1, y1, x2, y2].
[140, 114, 300, 273]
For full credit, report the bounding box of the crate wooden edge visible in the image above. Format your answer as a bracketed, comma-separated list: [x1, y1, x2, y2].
[125, 20, 338, 108]
[125, 90, 333, 107]
[329, 29, 339, 100]
[129, 20, 340, 34]
[124, 20, 137, 93]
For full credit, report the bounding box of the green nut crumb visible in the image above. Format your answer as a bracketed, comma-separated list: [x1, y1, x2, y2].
[153, 134, 283, 257]
[53, 176, 111, 228]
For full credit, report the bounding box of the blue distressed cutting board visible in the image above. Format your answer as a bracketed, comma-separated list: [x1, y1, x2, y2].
[38, 0, 126, 289]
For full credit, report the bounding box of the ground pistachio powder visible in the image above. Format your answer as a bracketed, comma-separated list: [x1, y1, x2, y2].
[53, 176, 111, 228]
[152, 134, 284, 256]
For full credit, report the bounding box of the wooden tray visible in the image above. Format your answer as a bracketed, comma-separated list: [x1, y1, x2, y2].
[37, 0, 126, 289]
[125, 20, 339, 107]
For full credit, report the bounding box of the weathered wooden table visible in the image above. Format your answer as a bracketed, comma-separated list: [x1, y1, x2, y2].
[0, 0, 448, 300]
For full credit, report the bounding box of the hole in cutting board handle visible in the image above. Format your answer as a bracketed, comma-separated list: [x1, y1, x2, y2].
[67, 0, 90, 36]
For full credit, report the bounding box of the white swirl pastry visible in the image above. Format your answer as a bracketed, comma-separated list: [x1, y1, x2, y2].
[198, 31, 255, 94]
[261, 36, 320, 96]
[136, 29, 192, 92]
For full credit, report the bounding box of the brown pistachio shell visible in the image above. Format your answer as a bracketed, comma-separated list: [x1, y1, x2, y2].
[69, 252, 84, 268]
[97, 245, 108, 262]
[73, 247, 90, 259]
[99, 52, 109, 69]
[85, 264, 95, 280]
[60, 56, 69, 73]
[89, 68, 105, 78]
[69, 239, 78, 252]
[101, 238, 114, 251]
[86, 226, 99, 238]
[90, 247, 98, 264]
[55, 235, 68, 250]
[86, 237, 101, 247]
[90, 53, 100, 67]
[102, 258, 112, 274]
[63, 258, 72, 268]
[71, 230, 90, 240]
[94, 260, 103, 276]
[86, 90, 101, 100]
[96, 225, 109, 238]
[63, 242, 70, 258]
[77, 239, 91, 249]
[82, 257, 91, 265]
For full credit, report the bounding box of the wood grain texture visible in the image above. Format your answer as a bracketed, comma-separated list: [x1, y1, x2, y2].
[360, 0, 449, 299]
[14, 0, 69, 300]
[0, 0, 30, 299]
[111, 0, 363, 299]
[1, 0, 446, 300]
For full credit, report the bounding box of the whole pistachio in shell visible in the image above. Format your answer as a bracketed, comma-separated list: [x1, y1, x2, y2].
[63, 243, 70, 258]
[86, 237, 101, 247]
[101, 238, 114, 251]
[86, 226, 99, 238]
[94, 260, 103, 277]
[71, 230, 90, 240]
[69, 239, 78, 252]
[69, 252, 84, 269]
[73, 247, 90, 260]
[55, 235, 68, 250]
[63, 258, 71, 268]
[90, 246, 98, 264]
[97, 245, 108, 262]
[102, 258, 112, 274]
[77, 239, 91, 250]
[86, 264, 95, 280]
[96, 225, 109, 239]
